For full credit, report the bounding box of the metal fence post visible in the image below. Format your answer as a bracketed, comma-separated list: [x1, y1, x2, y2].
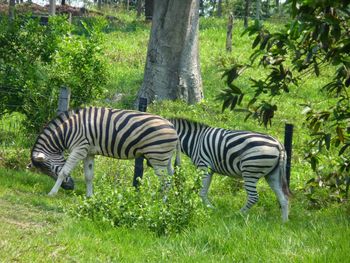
[284, 123, 294, 187]
[57, 87, 71, 115]
[133, 97, 148, 187]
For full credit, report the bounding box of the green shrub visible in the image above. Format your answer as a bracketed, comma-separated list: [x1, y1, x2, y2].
[0, 15, 109, 132]
[67, 168, 207, 236]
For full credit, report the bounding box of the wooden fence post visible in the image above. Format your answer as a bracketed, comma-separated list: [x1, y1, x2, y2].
[284, 123, 294, 187]
[133, 97, 148, 187]
[57, 87, 71, 115]
[226, 13, 234, 52]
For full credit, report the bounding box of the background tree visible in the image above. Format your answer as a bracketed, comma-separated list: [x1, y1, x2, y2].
[244, 0, 250, 28]
[137, 0, 203, 104]
[219, 0, 350, 199]
[8, 0, 15, 20]
[144, 0, 153, 20]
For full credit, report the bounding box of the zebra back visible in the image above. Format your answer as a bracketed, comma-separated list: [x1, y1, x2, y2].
[169, 118, 283, 177]
[32, 107, 179, 165]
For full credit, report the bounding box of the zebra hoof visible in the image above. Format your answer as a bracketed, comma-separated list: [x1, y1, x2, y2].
[48, 191, 57, 197]
[203, 200, 215, 209]
[61, 176, 75, 190]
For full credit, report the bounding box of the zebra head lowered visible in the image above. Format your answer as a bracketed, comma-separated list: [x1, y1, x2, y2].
[30, 151, 75, 190]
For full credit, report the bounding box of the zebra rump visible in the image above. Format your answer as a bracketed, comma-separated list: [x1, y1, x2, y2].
[30, 107, 179, 196]
[170, 118, 291, 222]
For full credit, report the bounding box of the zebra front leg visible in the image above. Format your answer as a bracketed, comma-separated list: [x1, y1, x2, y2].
[199, 168, 214, 208]
[240, 175, 259, 213]
[48, 149, 87, 196]
[84, 155, 95, 197]
[48, 173, 66, 196]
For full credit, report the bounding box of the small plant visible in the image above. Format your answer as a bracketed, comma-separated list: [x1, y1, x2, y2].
[67, 167, 207, 236]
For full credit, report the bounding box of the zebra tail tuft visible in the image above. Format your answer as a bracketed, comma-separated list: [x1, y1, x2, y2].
[174, 140, 181, 168]
[280, 148, 292, 197]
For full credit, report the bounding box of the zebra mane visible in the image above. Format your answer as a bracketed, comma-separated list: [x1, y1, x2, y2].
[45, 108, 80, 130]
[32, 108, 81, 152]
[170, 117, 210, 128]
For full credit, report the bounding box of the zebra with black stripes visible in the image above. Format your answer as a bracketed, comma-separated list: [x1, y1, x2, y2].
[29, 107, 179, 196]
[170, 118, 291, 222]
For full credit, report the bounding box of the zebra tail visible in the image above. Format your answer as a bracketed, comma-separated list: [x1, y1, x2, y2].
[280, 148, 292, 197]
[174, 140, 181, 168]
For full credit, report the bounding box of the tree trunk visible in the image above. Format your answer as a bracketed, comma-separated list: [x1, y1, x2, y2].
[9, 0, 15, 20]
[244, 0, 250, 28]
[98, 0, 102, 10]
[217, 0, 222, 17]
[137, 0, 203, 105]
[275, 0, 280, 14]
[137, 0, 143, 18]
[256, 0, 261, 20]
[126, 0, 129, 11]
[49, 0, 55, 16]
[61, 0, 66, 6]
[145, 0, 153, 21]
[266, 0, 270, 17]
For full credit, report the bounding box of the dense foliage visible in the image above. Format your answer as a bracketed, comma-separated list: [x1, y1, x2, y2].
[68, 168, 206, 236]
[219, 0, 350, 201]
[0, 15, 108, 132]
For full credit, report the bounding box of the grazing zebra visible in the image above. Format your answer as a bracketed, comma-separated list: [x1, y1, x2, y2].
[30, 107, 179, 197]
[170, 118, 291, 222]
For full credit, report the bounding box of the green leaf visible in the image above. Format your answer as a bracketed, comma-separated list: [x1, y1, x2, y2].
[339, 144, 350, 156]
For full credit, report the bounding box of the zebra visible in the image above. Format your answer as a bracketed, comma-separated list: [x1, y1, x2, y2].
[29, 107, 179, 197]
[169, 118, 291, 222]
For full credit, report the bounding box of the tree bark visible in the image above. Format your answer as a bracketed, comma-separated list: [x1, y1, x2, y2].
[137, 0, 203, 105]
[8, 0, 15, 20]
[275, 0, 280, 14]
[217, 0, 222, 17]
[49, 0, 55, 16]
[137, 0, 143, 17]
[145, 0, 153, 21]
[244, 0, 250, 28]
[61, 0, 66, 6]
[256, 0, 261, 20]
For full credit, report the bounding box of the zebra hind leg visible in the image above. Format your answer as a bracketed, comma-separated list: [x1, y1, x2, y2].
[265, 169, 289, 222]
[240, 175, 259, 214]
[153, 165, 172, 201]
[199, 168, 214, 209]
[83, 155, 95, 197]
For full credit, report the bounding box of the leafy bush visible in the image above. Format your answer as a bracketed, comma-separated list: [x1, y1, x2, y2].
[67, 168, 207, 236]
[0, 15, 109, 132]
[218, 0, 350, 204]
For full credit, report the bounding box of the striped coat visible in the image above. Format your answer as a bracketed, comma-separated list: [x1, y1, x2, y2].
[30, 107, 179, 196]
[170, 118, 291, 222]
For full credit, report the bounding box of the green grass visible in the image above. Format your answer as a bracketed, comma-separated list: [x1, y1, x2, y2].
[1, 167, 349, 262]
[1, 13, 350, 262]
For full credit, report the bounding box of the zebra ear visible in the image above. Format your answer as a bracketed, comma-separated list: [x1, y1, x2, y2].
[33, 152, 47, 162]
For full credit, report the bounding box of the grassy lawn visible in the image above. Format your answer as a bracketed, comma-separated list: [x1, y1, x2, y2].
[1, 13, 350, 262]
[1, 167, 349, 262]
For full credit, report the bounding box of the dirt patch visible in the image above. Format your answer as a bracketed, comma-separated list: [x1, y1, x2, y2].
[0, 198, 58, 230]
[0, 2, 100, 16]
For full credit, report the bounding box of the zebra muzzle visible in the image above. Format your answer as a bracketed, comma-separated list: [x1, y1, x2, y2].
[61, 176, 75, 190]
